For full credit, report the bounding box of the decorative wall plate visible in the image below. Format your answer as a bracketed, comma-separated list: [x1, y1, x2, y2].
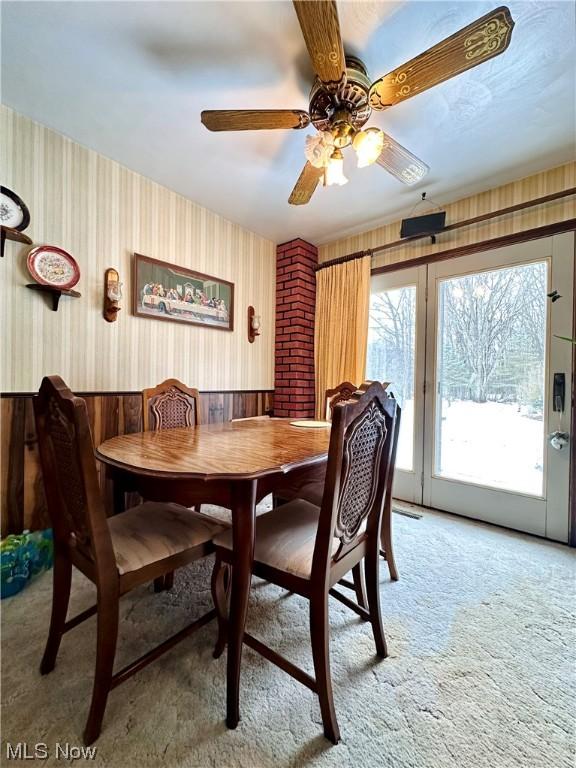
[27, 246, 80, 290]
[290, 420, 331, 428]
[0, 186, 30, 231]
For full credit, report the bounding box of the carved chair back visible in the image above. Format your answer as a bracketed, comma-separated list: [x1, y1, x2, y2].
[312, 381, 399, 580]
[33, 376, 116, 575]
[324, 381, 357, 421]
[142, 378, 201, 431]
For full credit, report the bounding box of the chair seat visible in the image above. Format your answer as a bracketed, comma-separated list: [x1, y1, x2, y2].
[108, 502, 227, 575]
[274, 463, 326, 507]
[213, 499, 339, 580]
[275, 479, 323, 507]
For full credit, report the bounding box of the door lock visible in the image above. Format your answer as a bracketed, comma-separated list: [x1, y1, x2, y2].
[550, 373, 568, 449]
[553, 373, 565, 412]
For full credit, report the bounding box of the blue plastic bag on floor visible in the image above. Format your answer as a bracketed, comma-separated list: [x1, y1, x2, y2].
[0, 529, 53, 599]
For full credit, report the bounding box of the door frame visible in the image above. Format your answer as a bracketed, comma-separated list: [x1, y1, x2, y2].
[370, 220, 576, 545]
[421, 234, 573, 541]
[572, 269, 576, 547]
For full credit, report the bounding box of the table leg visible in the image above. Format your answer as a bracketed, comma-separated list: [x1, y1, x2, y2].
[226, 478, 257, 729]
[111, 469, 127, 515]
[106, 467, 126, 515]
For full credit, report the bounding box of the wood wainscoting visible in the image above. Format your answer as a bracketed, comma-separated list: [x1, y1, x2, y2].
[0, 389, 273, 535]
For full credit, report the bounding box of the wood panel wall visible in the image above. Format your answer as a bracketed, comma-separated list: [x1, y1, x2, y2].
[0, 390, 273, 535]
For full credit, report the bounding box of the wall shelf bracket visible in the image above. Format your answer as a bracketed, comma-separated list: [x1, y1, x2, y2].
[26, 283, 81, 312]
[1, 226, 32, 258]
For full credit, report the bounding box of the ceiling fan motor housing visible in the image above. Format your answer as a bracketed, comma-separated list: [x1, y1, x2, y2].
[309, 56, 372, 137]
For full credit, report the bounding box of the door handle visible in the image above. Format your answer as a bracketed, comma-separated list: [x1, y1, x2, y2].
[550, 373, 568, 449]
[549, 431, 569, 450]
[553, 373, 565, 412]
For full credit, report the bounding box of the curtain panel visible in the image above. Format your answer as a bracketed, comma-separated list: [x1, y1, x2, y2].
[314, 255, 371, 418]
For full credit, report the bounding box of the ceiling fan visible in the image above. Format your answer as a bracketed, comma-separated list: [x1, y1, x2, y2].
[201, 2, 514, 206]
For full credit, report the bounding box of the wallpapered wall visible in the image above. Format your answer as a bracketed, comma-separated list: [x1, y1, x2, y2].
[318, 162, 575, 267]
[0, 106, 276, 393]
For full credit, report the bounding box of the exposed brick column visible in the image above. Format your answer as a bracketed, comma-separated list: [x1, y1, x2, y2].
[274, 238, 318, 418]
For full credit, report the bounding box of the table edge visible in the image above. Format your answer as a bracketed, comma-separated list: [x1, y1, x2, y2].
[94, 449, 329, 481]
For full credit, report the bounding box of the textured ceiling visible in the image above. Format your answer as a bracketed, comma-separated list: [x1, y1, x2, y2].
[2, 1, 574, 244]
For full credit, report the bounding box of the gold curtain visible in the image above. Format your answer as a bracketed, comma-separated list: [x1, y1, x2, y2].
[314, 255, 371, 418]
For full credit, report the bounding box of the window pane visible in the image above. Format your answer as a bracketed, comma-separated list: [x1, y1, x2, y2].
[367, 286, 416, 471]
[435, 261, 547, 496]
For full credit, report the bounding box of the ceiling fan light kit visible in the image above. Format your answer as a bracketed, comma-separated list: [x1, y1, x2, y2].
[324, 148, 348, 187]
[353, 128, 385, 169]
[200, 2, 514, 206]
[305, 131, 335, 170]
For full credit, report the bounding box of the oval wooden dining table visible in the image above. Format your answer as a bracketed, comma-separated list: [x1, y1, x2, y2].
[95, 417, 331, 730]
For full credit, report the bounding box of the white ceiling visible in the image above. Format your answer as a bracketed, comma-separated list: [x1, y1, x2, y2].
[2, 1, 574, 244]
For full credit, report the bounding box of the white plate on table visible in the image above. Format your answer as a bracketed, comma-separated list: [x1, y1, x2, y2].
[290, 420, 331, 428]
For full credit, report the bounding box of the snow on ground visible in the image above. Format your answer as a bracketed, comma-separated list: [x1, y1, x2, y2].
[397, 399, 544, 496]
[438, 400, 543, 495]
[396, 398, 415, 471]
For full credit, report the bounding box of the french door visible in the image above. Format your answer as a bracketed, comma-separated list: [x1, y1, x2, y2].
[367, 232, 574, 541]
[368, 266, 426, 503]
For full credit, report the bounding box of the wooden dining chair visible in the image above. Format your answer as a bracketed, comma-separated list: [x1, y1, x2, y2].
[142, 377, 201, 431]
[34, 376, 226, 745]
[142, 377, 203, 591]
[270, 382, 358, 509]
[324, 380, 357, 420]
[274, 380, 401, 583]
[212, 381, 399, 744]
[326, 380, 390, 421]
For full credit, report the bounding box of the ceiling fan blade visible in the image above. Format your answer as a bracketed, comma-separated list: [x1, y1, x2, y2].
[369, 6, 515, 110]
[376, 134, 429, 185]
[201, 110, 310, 131]
[293, 0, 346, 92]
[289, 162, 323, 206]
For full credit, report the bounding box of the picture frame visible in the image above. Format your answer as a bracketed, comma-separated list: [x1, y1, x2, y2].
[132, 253, 234, 331]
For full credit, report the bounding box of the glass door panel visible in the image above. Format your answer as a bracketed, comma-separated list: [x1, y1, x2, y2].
[368, 285, 416, 470]
[423, 234, 573, 541]
[435, 261, 547, 496]
[369, 267, 426, 503]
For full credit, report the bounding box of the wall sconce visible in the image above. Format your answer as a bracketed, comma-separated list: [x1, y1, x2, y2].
[104, 268, 123, 322]
[248, 306, 261, 343]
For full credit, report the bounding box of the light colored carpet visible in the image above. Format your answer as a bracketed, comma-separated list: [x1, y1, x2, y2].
[2, 505, 575, 768]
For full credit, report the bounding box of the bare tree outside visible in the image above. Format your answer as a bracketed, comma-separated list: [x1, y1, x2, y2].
[367, 260, 547, 494]
[438, 262, 546, 409]
[367, 286, 416, 470]
[436, 261, 547, 494]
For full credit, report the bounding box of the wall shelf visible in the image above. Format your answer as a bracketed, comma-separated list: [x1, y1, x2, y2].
[26, 283, 81, 312]
[1, 226, 32, 258]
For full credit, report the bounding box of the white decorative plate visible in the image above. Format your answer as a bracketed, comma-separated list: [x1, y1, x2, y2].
[290, 420, 331, 428]
[27, 245, 80, 290]
[0, 187, 30, 231]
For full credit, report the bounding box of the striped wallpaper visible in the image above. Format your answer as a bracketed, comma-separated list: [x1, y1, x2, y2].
[2, 104, 574, 393]
[318, 162, 575, 267]
[0, 106, 276, 393]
